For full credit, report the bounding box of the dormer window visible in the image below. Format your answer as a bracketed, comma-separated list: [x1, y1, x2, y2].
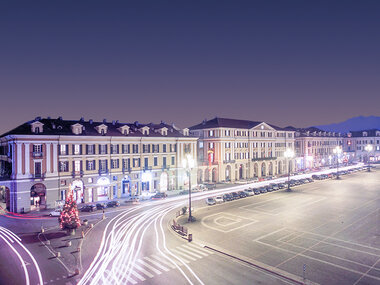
[140, 126, 150, 135]
[95, 124, 108, 135]
[31, 121, 44, 134]
[159, 127, 168, 136]
[183, 128, 189, 136]
[363, 131, 368, 137]
[71, 123, 83, 135]
[376, 131, 380, 137]
[118, 125, 130, 135]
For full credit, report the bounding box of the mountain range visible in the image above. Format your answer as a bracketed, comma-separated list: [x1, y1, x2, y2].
[314, 116, 380, 133]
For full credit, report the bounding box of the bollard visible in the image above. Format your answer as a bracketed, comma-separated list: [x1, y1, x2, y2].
[188, 233, 193, 242]
[90, 223, 94, 228]
[81, 230, 84, 239]
[56, 252, 61, 258]
[66, 241, 72, 247]
[74, 268, 80, 275]
[41, 226, 44, 233]
[77, 247, 81, 252]
[46, 240, 50, 245]
[102, 210, 105, 220]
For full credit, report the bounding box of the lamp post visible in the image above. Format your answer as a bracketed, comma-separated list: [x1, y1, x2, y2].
[364, 144, 373, 172]
[284, 148, 295, 191]
[333, 146, 342, 179]
[182, 154, 195, 222]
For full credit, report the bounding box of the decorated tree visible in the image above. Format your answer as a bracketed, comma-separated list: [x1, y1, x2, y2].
[59, 184, 81, 230]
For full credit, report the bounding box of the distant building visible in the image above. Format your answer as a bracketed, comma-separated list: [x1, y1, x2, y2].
[189, 117, 295, 183]
[289, 127, 344, 170]
[343, 129, 380, 163]
[0, 117, 197, 213]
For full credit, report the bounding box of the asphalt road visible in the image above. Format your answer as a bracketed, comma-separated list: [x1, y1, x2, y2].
[183, 168, 380, 285]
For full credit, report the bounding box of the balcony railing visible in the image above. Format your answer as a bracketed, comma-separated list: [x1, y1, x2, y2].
[32, 151, 43, 158]
[99, 169, 109, 175]
[223, 160, 236, 164]
[162, 165, 170, 170]
[32, 173, 45, 180]
[72, 170, 84, 177]
[122, 167, 132, 174]
[251, 157, 277, 162]
[143, 166, 152, 171]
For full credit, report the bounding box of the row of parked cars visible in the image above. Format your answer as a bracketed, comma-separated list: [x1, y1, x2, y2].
[205, 179, 315, 205]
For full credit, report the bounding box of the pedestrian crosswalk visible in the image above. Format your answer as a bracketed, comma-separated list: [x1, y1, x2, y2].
[111, 243, 214, 284]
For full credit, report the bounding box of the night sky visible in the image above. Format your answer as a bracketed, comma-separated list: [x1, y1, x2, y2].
[1, 0, 379, 134]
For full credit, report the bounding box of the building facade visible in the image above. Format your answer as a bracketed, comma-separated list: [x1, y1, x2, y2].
[291, 127, 344, 170]
[0, 117, 197, 213]
[189, 118, 296, 183]
[343, 129, 380, 163]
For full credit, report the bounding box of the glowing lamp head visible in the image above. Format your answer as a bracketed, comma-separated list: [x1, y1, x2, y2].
[365, 144, 373, 152]
[141, 172, 152, 182]
[284, 148, 295, 158]
[182, 154, 195, 169]
[333, 146, 342, 154]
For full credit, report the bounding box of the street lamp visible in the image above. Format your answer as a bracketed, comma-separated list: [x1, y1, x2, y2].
[284, 148, 295, 191]
[365, 144, 373, 172]
[333, 146, 342, 179]
[182, 154, 195, 222]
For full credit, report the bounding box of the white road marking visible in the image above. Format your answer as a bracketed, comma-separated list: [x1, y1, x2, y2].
[253, 227, 286, 242]
[151, 254, 177, 268]
[175, 247, 203, 259]
[143, 256, 170, 272]
[171, 249, 197, 261]
[133, 263, 154, 278]
[137, 259, 162, 275]
[182, 245, 209, 256]
[130, 270, 145, 281]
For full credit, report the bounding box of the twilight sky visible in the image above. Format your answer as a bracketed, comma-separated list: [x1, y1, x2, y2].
[1, 0, 379, 134]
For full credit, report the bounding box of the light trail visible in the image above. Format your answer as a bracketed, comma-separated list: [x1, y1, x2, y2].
[79, 163, 363, 284]
[0, 226, 44, 285]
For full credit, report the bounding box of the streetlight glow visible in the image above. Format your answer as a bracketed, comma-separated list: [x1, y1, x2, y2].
[333, 146, 342, 179]
[284, 148, 295, 191]
[183, 154, 196, 222]
[365, 144, 373, 171]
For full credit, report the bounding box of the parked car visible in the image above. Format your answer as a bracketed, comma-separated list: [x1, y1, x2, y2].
[271, 184, 279, 190]
[266, 185, 273, 192]
[205, 197, 216, 205]
[259, 187, 267, 193]
[179, 190, 189, 195]
[244, 188, 255, 196]
[223, 193, 233, 201]
[278, 183, 286, 189]
[106, 201, 120, 208]
[80, 205, 96, 212]
[151, 192, 167, 199]
[214, 196, 224, 203]
[238, 191, 247, 198]
[231, 192, 240, 200]
[312, 174, 321, 180]
[306, 178, 314, 183]
[254, 188, 261, 195]
[49, 208, 61, 217]
[96, 203, 107, 210]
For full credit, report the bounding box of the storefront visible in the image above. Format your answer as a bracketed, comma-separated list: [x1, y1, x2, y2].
[97, 177, 110, 201]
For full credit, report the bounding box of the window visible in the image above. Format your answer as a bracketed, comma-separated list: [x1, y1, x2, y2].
[143, 144, 151, 153]
[99, 160, 108, 171]
[60, 144, 67, 155]
[33, 144, 42, 153]
[86, 160, 95, 171]
[111, 144, 119, 154]
[171, 156, 175, 165]
[133, 158, 140, 168]
[153, 144, 159, 153]
[132, 144, 139, 153]
[122, 158, 130, 170]
[144, 157, 149, 167]
[74, 144, 81, 155]
[163, 157, 167, 167]
[154, 157, 158, 166]
[122, 144, 130, 154]
[87, 145, 95, 155]
[209, 143, 214, 149]
[99, 144, 107, 155]
[209, 130, 214, 137]
[111, 159, 119, 169]
[59, 161, 69, 172]
[74, 161, 81, 172]
[199, 142, 204, 148]
[163, 144, 167, 152]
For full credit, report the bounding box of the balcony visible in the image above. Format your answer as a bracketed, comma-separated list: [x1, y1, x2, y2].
[223, 160, 236, 164]
[32, 173, 45, 180]
[143, 166, 152, 171]
[72, 170, 84, 178]
[162, 165, 170, 171]
[32, 151, 43, 158]
[122, 167, 132, 174]
[99, 169, 109, 175]
[252, 157, 277, 162]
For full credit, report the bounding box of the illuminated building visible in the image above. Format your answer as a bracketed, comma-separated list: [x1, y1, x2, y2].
[0, 117, 197, 213]
[344, 129, 380, 163]
[189, 117, 295, 183]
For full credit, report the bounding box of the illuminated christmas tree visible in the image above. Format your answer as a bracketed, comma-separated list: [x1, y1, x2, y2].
[59, 184, 81, 230]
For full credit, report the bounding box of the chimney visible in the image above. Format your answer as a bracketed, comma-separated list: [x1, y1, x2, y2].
[89, 119, 93, 124]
